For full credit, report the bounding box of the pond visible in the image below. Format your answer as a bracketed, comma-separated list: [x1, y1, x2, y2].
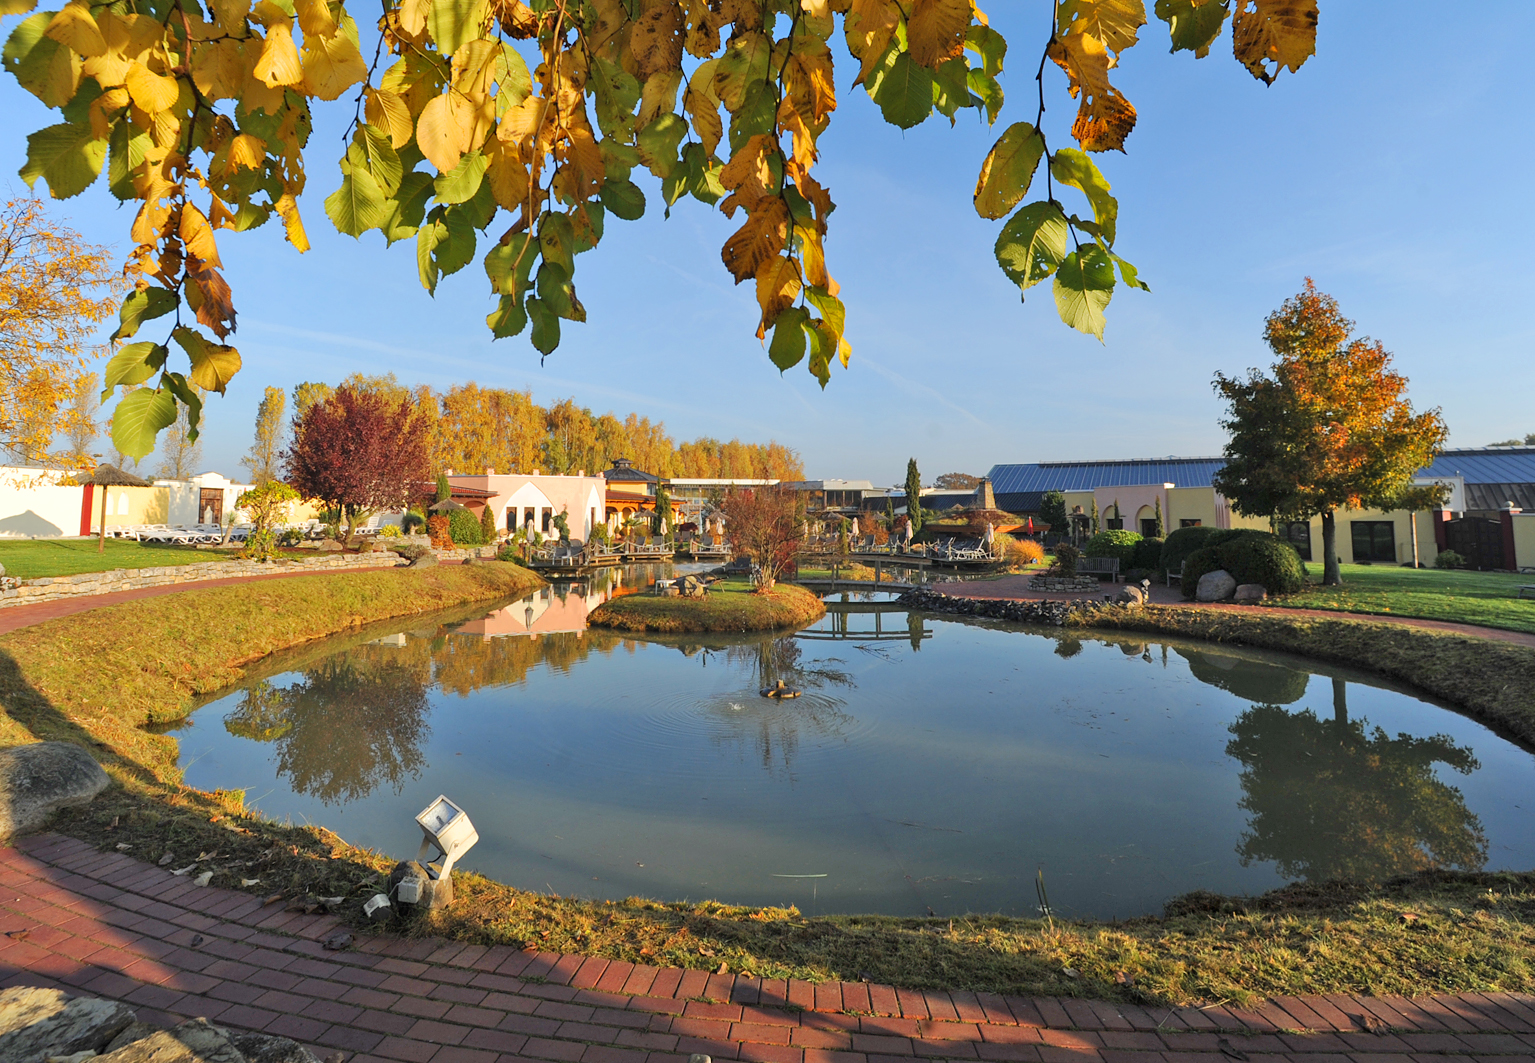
[172, 572, 1535, 921]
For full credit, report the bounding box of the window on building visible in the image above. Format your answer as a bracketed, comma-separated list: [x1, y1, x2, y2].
[1106, 518, 1123, 530]
[1140, 518, 1158, 538]
[1180, 518, 1202, 528]
[523, 507, 535, 528]
[541, 507, 552, 533]
[1280, 521, 1312, 561]
[1350, 520, 1397, 563]
[505, 508, 515, 531]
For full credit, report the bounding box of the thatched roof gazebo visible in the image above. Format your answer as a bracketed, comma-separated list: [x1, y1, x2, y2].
[428, 498, 467, 512]
[87, 464, 152, 552]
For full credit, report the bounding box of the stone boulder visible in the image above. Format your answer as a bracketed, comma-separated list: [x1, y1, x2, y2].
[407, 553, 438, 569]
[1113, 585, 1145, 607]
[95, 1021, 245, 1063]
[1233, 583, 1268, 603]
[0, 986, 135, 1063]
[227, 1032, 322, 1063]
[317, 539, 343, 552]
[388, 859, 452, 910]
[0, 743, 111, 839]
[1195, 568, 1237, 602]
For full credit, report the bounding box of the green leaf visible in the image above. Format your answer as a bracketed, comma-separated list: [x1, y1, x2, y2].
[994, 201, 1070, 295]
[713, 30, 770, 110]
[110, 385, 177, 460]
[425, 0, 487, 60]
[484, 232, 538, 297]
[727, 79, 776, 155]
[486, 294, 527, 338]
[590, 55, 640, 138]
[636, 113, 686, 179]
[160, 371, 203, 440]
[1050, 149, 1118, 245]
[967, 69, 1004, 126]
[494, 42, 531, 107]
[355, 124, 403, 196]
[436, 205, 477, 275]
[537, 212, 575, 274]
[324, 166, 388, 237]
[433, 149, 487, 204]
[2, 11, 49, 74]
[599, 176, 646, 221]
[100, 342, 167, 400]
[536, 261, 586, 322]
[768, 306, 809, 371]
[455, 172, 497, 230]
[417, 211, 447, 293]
[173, 326, 241, 394]
[381, 171, 434, 245]
[932, 57, 975, 119]
[526, 295, 560, 354]
[804, 286, 845, 341]
[964, 23, 1007, 77]
[661, 147, 697, 213]
[107, 120, 150, 201]
[869, 51, 934, 129]
[112, 287, 178, 341]
[1053, 244, 1116, 340]
[601, 139, 640, 181]
[571, 201, 604, 252]
[20, 122, 107, 199]
[1154, 0, 1229, 57]
[1111, 251, 1150, 291]
[973, 122, 1044, 220]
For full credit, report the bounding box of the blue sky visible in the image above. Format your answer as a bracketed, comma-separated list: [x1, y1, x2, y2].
[3, 2, 1532, 485]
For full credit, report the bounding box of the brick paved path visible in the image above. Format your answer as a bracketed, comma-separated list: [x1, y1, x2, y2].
[5, 836, 1535, 1063]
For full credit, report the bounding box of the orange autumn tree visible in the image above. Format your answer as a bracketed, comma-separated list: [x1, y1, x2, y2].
[0, 198, 120, 467]
[4, 0, 1323, 459]
[1212, 279, 1447, 586]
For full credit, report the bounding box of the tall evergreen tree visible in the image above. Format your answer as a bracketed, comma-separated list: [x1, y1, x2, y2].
[904, 458, 923, 532]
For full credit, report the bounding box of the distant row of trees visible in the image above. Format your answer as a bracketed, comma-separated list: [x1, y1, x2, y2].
[243, 375, 804, 485]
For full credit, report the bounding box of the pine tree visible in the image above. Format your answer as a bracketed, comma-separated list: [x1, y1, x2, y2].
[904, 458, 924, 532]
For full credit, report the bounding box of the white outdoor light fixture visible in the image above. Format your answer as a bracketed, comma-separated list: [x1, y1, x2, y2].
[415, 795, 479, 880]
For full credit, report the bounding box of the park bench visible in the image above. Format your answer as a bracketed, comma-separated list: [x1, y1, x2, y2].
[1166, 560, 1185, 586]
[1519, 584, 1535, 600]
[1077, 557, 1121, 582]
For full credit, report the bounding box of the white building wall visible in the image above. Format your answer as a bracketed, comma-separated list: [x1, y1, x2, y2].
[0, 467, 85, 537]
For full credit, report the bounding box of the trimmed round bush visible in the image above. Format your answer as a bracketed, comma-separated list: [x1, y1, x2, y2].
[1179, 530, 1306, 599]
[1131, 536, 1163, 572]
[1082, 529, 1143, 567]
[1160, 525, 1231, 573]
[447, 507, 484, 546]
[1434, 549, 1466, 570]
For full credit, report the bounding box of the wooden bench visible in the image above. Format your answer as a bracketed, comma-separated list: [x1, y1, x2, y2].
[1519, 585, 1535, 600]
[1167, 561, 1185, 586]
[1077, 557, 1121, 582]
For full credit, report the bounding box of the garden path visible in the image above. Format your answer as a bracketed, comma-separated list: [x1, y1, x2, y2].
[933, 577, 1535, 650]
[3, 833, 1534, 1063]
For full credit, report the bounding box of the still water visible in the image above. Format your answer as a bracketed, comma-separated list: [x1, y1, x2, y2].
[173, 572, 1535, 920]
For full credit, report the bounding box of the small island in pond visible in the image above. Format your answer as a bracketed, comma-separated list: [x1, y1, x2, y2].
[587, 578, 825, 633]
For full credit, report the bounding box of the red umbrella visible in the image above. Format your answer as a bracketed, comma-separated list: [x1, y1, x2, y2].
[1025, 516, 1035, 535]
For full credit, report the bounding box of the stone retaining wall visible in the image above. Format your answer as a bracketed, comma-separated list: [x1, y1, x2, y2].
[1027, 575, 1103, 592]
[0, 552, 406, 609]
[898, 587, 1107, 626]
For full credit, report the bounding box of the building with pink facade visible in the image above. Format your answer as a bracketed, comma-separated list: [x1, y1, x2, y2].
[446, 471, 607, 539]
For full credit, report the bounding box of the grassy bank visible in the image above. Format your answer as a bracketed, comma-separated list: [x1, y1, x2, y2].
[1260, 564, 1535, 634]
[0, 539, 226, 578]
[588, 578, 824, 632]
[1076, 605, 1535, 747]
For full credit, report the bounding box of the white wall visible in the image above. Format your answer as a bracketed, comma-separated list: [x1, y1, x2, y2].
[0, 467, 83, 537]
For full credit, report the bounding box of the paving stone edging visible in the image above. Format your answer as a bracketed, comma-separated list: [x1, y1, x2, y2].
[0, 547, 508, 610]
[4, 833, 1534, 1063]
[897, 589, 1108, 627]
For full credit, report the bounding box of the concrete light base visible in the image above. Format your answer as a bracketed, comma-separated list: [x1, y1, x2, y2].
[387, 859, 453, 910]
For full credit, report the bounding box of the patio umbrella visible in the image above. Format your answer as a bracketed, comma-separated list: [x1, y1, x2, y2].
[87, 464, 151, 553]
[1026, 516, 1035, 535]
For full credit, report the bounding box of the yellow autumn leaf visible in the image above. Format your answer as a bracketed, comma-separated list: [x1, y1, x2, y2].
[253, 23, 303, 87]
[301, 30, 367, 100]
[907, 0, 969, 70]
[844, 0, 899, 86]
[628, 0, 684, 80]
[178, 202, 222, 267]
[718, 133, 775, 217]
[755, 254, 802, 337]
[1057, 0, 1145, 55]
[417, 91, 479, 172]
[398, 0, 430, 37]
[682, 59, 722, 157]
[45, 4, 106, 59]
[497, 94, 549, 150]
[191, 39, 247, 100]
[364, 87, 415, 148]
[484, 135, 529, 210]
[227, 132, 266, 170]
[639, 68, 682, 126]
[207, 0, 251, 30]
[124, 60, 181, 114]
[795, 221, 828, 289]
[294, 0, 338, 38]
[274, 192, 309, 251]
[721, 197, 789, 284]
[1231, 0, 1317, 84]
[1047, 31, 1137, 152]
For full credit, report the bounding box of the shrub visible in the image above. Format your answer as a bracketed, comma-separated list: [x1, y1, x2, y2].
[277, 529, 302, 547]
[378, 524, 402, 538]
[427, 515, 452, 548]
[402, 509, 425, 534]
[1083, 529, 1143, 567]
[1160, 525, 1231, 573]
[480, 505, 498, 542]
[1434, 549, 1466, 570]
[390, 543, 428, 561]
[1180, 530, 1306, 599]
[240, 528, 277, 561]
[1052, 541, 1080, 576]
[448, 507, 483, 545]
[1000, 535, 1045, 567]
[1131, 536, 1164, 572]
[496, 545, 531, 566]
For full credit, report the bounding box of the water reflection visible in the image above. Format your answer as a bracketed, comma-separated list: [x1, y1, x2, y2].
[1178, 648, 1309, 704]
[224, 652, 430, 804]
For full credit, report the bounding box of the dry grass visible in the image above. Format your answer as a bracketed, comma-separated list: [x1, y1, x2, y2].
[588, 579, 825, 632]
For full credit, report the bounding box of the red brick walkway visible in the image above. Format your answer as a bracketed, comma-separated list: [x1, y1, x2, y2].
[5, 835, 1535, 1063]
[0, 565, 399, 637]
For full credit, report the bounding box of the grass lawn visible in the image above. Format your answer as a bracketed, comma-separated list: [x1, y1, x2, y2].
[588, 577, 825, 632]
[1267, 563, 1535, 634]
[0, 538, 225, 579]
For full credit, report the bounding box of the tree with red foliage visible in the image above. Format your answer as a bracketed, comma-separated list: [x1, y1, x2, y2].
[721, 486, 801, 592]
[285, 385, 429, 545]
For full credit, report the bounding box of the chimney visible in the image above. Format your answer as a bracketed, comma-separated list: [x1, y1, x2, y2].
[485, 467, 495, 476]
[445, 468, 453, 476]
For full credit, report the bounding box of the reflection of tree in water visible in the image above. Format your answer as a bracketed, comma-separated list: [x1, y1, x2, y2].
[703, 638, 856, 777]
[1054, 635, 1082, 658]
[1178, 648, 1310, 705]
[1225, 692, 1488, 882]
[224, 648, 432, 804]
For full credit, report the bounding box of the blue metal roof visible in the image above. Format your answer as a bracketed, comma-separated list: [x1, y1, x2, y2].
[988, 448, 1535, 499]
[986, 458, 1227, 494]
[1421, 447, 1535, 484]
